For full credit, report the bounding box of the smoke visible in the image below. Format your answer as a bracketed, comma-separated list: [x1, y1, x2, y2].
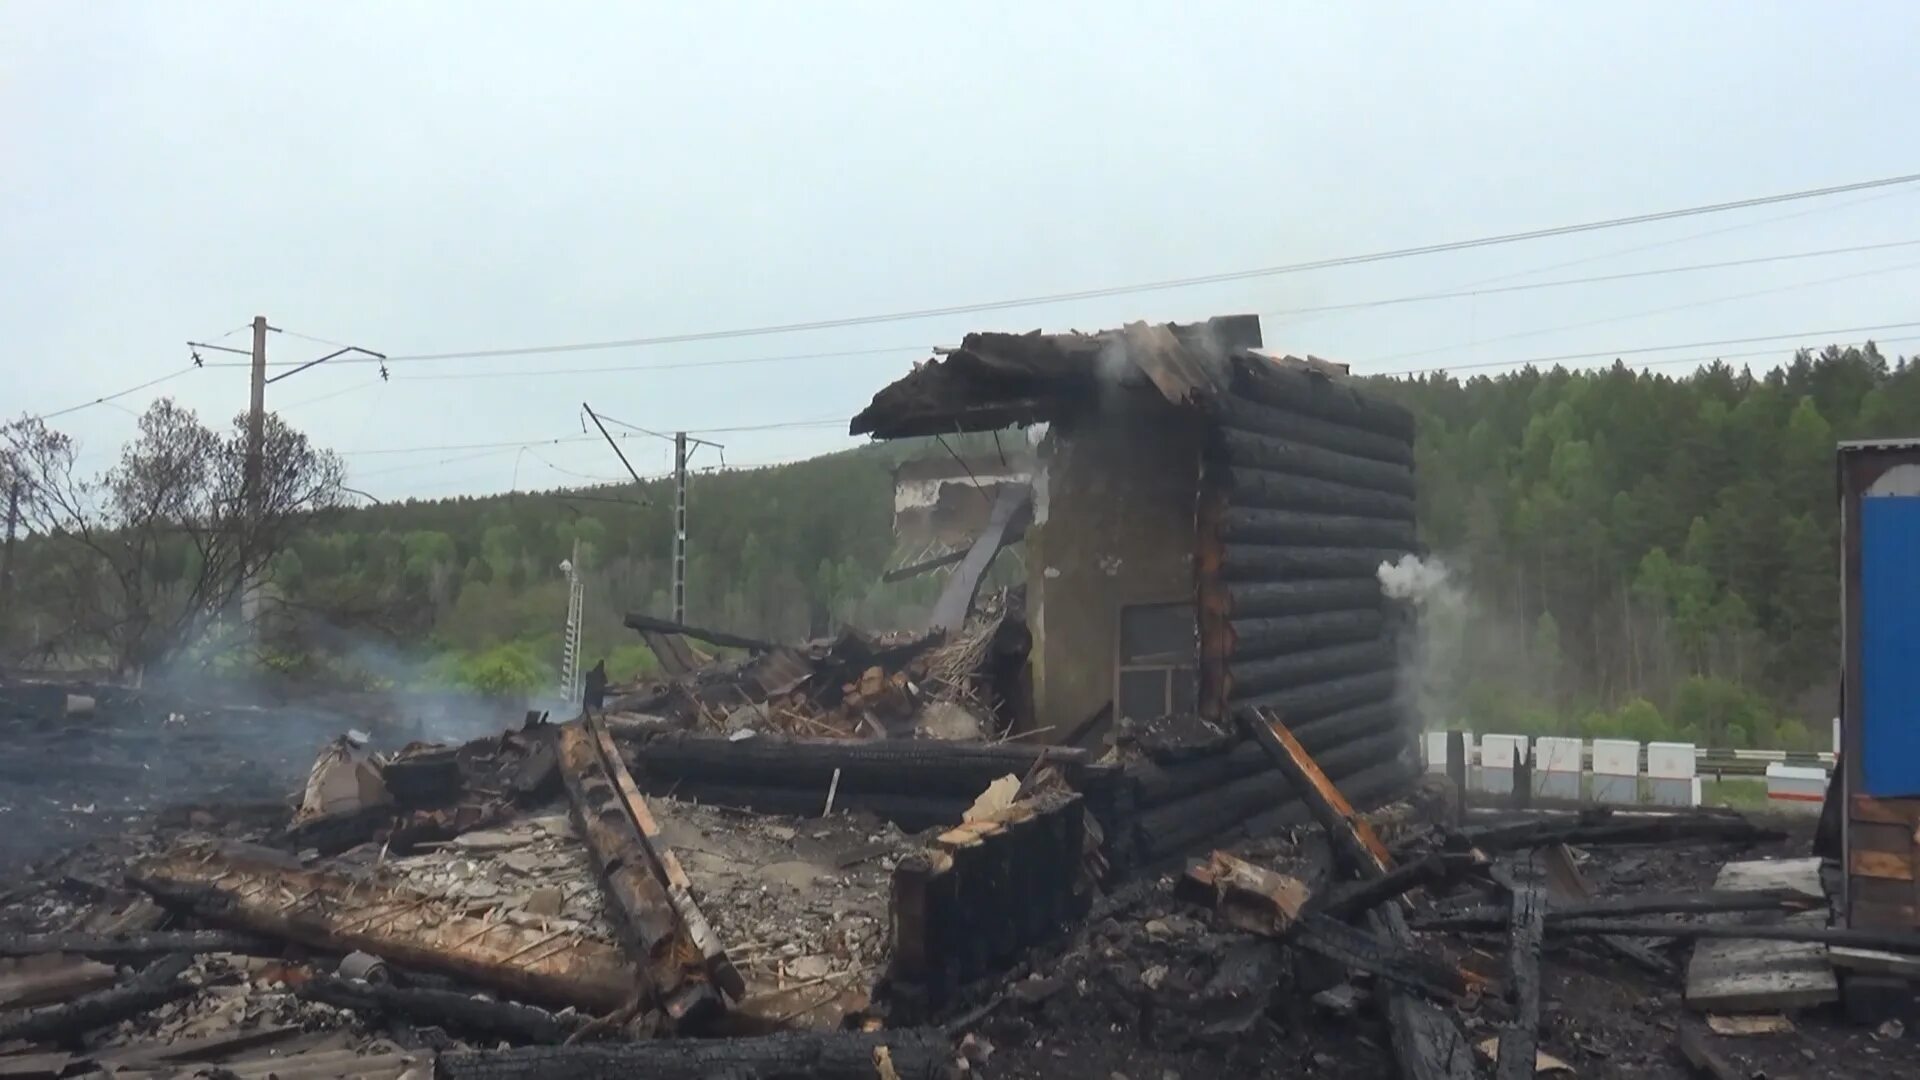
[1378, 554, 1470, 730]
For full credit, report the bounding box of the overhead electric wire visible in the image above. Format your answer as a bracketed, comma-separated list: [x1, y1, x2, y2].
[180, 170, 1920, 372]
[1368, 257, 1920, 364]
[21, 366, 200, 424]
[1363, 320, 1920, 377]
[191, 237, 1920, 380]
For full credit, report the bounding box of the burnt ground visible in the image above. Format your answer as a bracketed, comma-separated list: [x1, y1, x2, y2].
[975, 816, 1920, 1080]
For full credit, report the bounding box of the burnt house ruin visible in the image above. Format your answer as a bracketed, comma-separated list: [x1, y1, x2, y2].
[851, 314, 1421, 761]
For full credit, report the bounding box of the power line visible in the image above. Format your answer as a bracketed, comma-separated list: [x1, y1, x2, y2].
[178, 170, 1920, 371]
[192, 237, 1920, 381]
[19, 366, 200, 424]
[1368, 257, 1920, 365]
[1365, 320, 1920, 377]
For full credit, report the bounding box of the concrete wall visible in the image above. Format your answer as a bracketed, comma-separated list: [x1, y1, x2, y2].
[1026, 395, 1203, 742]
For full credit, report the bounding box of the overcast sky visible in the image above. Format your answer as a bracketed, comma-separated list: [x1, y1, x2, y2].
[6, 3, 1919, 501]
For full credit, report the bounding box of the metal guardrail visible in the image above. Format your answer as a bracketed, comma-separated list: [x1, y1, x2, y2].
[1456, 744, 1835, 777]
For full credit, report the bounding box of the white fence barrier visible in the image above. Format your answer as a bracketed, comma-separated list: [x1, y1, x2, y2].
[1477, 734, 1526, 796]
[1590, 738, 1640, 805]
[1533, 736, 1582, 800]
[1646, 741, 1699, 807]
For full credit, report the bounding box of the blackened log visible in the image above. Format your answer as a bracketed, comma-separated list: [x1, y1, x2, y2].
[1227, 467, 1416, 521]
[1292, 914, 1467, 1001]
[621, 731, 1093, 798]
[1535, 842, 1671, 978]
[1229, 609, 1386, 659]
[513, 739, 561, 803]
[1495, 855, 1546, 1080]
[1414, 889, 1822, 931]
[554, 723, 693, 1004]
[1235, 755, 1418, 841]
[1446, 919, 1920, 954]
[1223, 506, 1417, 549]
[1312, 851, 1490, 922]
[1240, 708, 1392, 879]
[0, 953, 195, 1046]
[584, 714, 743, 1001]
[622, 613, 777, 653]
[1215, 384, 1415, 459]
[1227, 641, 1396, 699]
[1223, 545, 1412, 583]
[1226, 578, 1382, 619]
[1217, 427, 1416, 495]
[657, 782, 970, 833]
[1373, 896, 1479, 1080]
[1230, 669, 1398, 727]
[1135, 732, 1407, 858]
[1455, 813, 1781, 853]
[1131, 699, 1402, 808]
[299, 975, 580, 1045]
[435, 1029, 956, 1080]
[0, 931, 272, 961]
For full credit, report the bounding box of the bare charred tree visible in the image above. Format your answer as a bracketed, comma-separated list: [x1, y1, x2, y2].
[0, 400, 345, 676]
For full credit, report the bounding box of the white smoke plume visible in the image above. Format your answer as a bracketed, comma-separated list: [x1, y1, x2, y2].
[1378, 554, 1470, 729]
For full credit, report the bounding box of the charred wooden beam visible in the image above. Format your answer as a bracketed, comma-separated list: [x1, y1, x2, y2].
[622, 612, 777, 654]
[1416, 888, 1822, 931]
[928, 481, 1032, 633]
[651, 781, 970, 833]
[1226, 577, 1383, 619]
[1234, 755, 1421, 847]
[1313, 851, 1490, 922]
[0, 930, 272, 961]
[1227, 466, 1417, 521]
[1535, 842, 1672, 977]
[1451, 918, 1920, 954]
[584, 714, 743, 1001]
[1222, 506, 1417, 549]
[1227, 641, 1396, 699]
[436, 1029, 956, 1080]
[620, 730, 1100, 798]
[1240, 707, 1393, 878]
[1214, 389, 1415, 463]
[1134, 729, 1406, 857]
[130, 845, 636, 1014]
[0, 953, 196, 1047]
[1293, 913, 1469, 1002]
[1132, 700, 1401, 808]
[1494, 855, 1546, 1080]
[1454, 812, 1782, 853]
[1229, 609, 1387, 659]
[556, 724, 705, 1012]
[1217, 427, 1416, 495]
[1222, 544, 1412, 584]
[1231, 669, 1399, 720]
[1677, 1022, 1742, 1080]
[299, 975, 582, 1045]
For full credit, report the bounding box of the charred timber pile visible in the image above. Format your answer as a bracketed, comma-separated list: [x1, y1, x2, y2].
[616, 729, 1123, 835]
[886, 789, 1088, 1019]
[1121, 700, 1418, 861]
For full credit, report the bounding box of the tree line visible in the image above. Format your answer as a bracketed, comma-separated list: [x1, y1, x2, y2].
[5, 344, 1916, 745]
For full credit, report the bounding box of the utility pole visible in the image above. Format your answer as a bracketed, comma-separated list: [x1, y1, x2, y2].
[0, 479, 20, 618]
[559, 538, 584, 705]
[674, 432, 692, 624]
[240, 315, 268, 627]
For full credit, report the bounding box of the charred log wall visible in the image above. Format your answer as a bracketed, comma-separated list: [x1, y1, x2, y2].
[1186, 359, 1420, 854]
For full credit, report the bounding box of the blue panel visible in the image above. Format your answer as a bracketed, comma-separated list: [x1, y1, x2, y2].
[1862, 495, 1920, 796]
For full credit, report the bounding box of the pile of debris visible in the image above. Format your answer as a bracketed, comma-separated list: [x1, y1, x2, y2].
[611, 592, 1028, 743]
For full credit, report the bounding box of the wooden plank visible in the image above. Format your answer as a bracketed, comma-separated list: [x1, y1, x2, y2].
[584, 714, 744, 1001]
[1830, 945, 1920, 978]
[1495, 854, 1546, 1080]
[130, 846, 636, 1014]
[1677, 1022, 1742, 1080]
[1850, 849, 1915, 881]
[1239, 707, 1391, 876]
[1685, 858, 1838, 1014]
[1178, 851, 1310, 937]
[0, 955, 196, 1046]
[1851, 795, 1920, 826]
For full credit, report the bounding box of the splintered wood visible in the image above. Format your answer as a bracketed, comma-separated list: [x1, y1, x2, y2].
[1179, 851, 1308, 937]
[128, 845, 635, 1013]
[1685, 858, 1839, 1013]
